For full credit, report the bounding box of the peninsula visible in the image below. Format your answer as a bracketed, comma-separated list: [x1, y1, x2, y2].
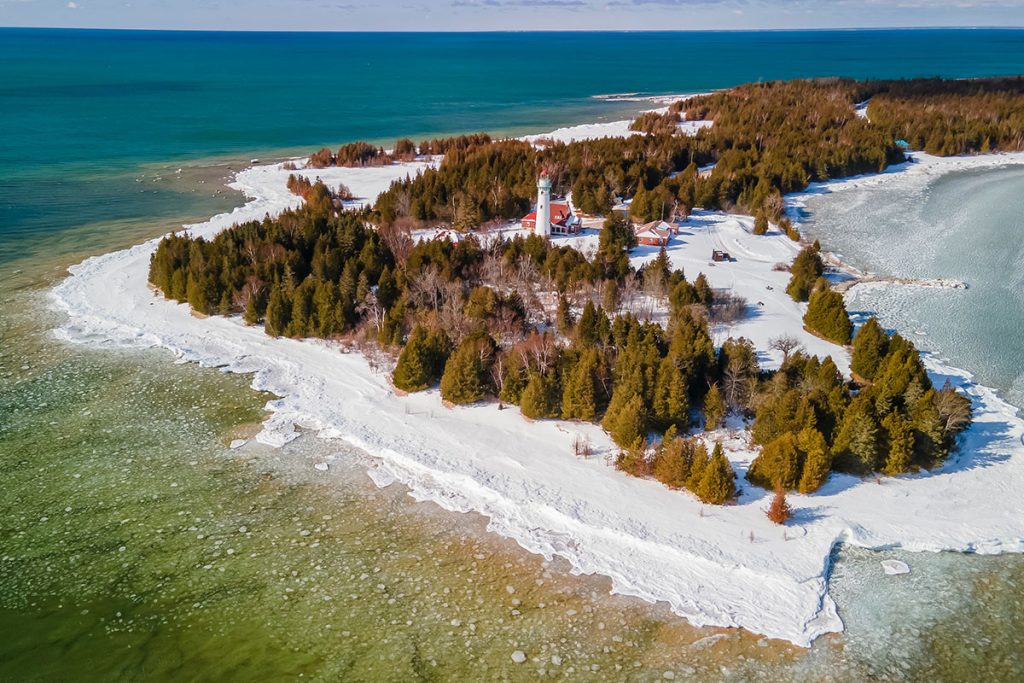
[54, 77, 1024, 646]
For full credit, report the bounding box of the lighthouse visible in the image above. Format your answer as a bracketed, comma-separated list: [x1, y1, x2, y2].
[536, 171, 552, 238]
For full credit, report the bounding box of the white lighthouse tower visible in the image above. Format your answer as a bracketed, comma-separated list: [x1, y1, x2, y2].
[536, 170, 552, 238]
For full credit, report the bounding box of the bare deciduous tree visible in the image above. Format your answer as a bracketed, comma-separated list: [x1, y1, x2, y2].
[409, 266, 445, 311]
[769, 334, 803, 362]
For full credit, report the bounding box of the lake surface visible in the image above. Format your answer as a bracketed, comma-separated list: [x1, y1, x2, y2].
[800, 164, 1024, 411]
[2, 28, 1024, 680]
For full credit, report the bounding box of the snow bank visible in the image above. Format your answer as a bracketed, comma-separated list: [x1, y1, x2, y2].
[50, 139, 1024, 648]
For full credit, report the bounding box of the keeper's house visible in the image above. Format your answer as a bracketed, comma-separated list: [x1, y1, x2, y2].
[634, 220, 673, 247]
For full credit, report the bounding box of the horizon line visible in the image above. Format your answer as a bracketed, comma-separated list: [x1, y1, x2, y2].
[4, 25, 1024, 34]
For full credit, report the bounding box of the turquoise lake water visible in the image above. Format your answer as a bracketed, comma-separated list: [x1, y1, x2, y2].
[4, 28, 1024, 263]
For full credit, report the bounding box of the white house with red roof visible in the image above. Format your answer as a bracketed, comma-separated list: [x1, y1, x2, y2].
[634, 220, 673, 247]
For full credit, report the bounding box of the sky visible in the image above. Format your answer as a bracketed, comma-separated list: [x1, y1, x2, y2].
[2, 0, 1024, 31]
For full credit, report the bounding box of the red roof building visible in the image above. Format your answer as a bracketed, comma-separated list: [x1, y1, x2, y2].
[634, 220, 673, 247]
[522, 202, 579, 234]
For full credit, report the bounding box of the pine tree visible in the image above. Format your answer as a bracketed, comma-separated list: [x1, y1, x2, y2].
[796, 427, 831, 493]
[186, 273, 209, 314]
[602, 279, 620, 312]
[651, 426, 690, 488]
[393, 325, 441, 392]
[243, 290, 262, 325]
[911, 389, 945, 465]
[693, 273, 713, 308]
[264, 283, 292, 337]
[562, 350, 599, 421]
[803, 287, 853, 344]
[851, 317, 889, 381]
[440, 337, 492, 405]
[169, 269, 187, 302]
[753, 213, 769, 235]
[785, 246, 824, 302]
[881, 412, 915, 475]
[703, 384, 726, 430]
[766, 487, 792, 525]
[652, 358, 689, 431]
[313, 281, 341, 337]
[556, 296, 573, 336]
[616, 437, 649, 477]
[602, 392, 647, 448]
[217, 290, 232, 316]
[832, 395, 882, 473]
[286, 281, 314, 338]
[377, 265, 398, 310]
[646, 247, 671, 292]
[686, 441, 710, 492]
[576, 301, 609, 346]
[747, 431, 801, 491]
[697, 443, 736, 504]
[520, 372, 558, 420]
[498, 353, 527, 405]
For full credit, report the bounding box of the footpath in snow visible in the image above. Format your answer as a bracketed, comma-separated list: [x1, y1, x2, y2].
[50, 128, 1024, 647]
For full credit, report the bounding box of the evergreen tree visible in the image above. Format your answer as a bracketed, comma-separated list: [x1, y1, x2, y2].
[377, 265, 398, 310]
[602, 392, 647, 448]
[520, 372, 559, 420]
[832, 395, 882, 473]
[786, 246, 824, 302]
[555, 296, 573, 336]
[313, 281, 342, 337]
[651, 426, 691, 488]
[615, 437, 649, 477]
[602, 279, 620, 312]
[440, 336, 493, 405]
[652, 358, 689, 431]
[186, 273, 209, 314]
[753, 213, 769, 236]
[697, 443, 736, 504]
[646, 248, 671, 293]
[881, 412, 915, 475]
[498, 353, 527, 405]
[562, 350, 599, 421]
[686, 441, 710, 492]
[803, 287, 853, 344]
[693, 273, 714, 308]
[576, 301, 609, 346]
[911, 389, 945, 465]
[703, 383, 726, 430]
[851, 317, 889, 381]
[264, 283, 292, 337]
[748, 431, 802, 491]
[286, 281, 315, 337]
[393, 325, 446, 392]
[796, 427, 831, 493]
[243, 289, 263, 325]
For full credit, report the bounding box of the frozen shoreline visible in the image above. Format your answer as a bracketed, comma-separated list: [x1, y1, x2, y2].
[50, 124, 1024, 647]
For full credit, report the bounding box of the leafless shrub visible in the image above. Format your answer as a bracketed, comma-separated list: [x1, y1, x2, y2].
[573, 434, 593, 458]
[335, 182, 354, 201]
[710, 291, 748, 324]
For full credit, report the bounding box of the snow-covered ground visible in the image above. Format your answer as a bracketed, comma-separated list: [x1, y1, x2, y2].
[51, 129, 1024, 647]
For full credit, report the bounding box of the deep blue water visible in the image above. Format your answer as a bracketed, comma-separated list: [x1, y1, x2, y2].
[2, 28, 1024, 264]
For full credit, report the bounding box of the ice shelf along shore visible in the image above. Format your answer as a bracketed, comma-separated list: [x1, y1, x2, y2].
[50, 124, 1024, 647]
